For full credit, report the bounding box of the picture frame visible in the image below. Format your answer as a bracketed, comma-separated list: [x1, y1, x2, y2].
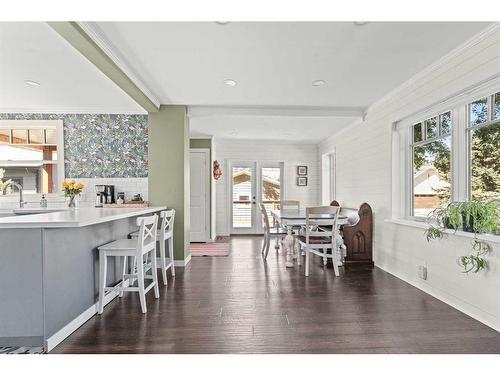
[297, 177, 308, 186]
[297, 165, 308, 175]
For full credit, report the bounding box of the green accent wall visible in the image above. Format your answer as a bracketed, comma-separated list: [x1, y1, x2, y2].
[190, 138, 211, 150]
[148, 106, 190, 260]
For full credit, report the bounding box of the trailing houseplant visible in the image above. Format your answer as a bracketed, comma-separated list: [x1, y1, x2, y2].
[425, 200, 499, 273]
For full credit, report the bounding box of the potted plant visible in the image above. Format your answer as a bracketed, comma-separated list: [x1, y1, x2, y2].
[425, 200, 499, 273]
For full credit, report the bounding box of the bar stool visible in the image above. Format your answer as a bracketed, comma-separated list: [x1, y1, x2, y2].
[97, 214, 159, 314]
[130, 209, 175, 285]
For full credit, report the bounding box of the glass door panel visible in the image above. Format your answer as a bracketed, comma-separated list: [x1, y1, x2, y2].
[231, 161, 283, 234]
[260, 166, 281, 229]
[232, 166, 255, 229]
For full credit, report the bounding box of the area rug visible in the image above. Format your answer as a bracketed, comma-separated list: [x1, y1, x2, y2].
[190, 242, 230, 257]
[0, 346, 45, 354]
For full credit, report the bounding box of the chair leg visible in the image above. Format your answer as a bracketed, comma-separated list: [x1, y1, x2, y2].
[98, 252, 107, 314]
[137, 258, 147, 314]
[168, 237, 175, 277]
[332, 247, 340, 277]
[323, 249, 328, 266]
[261, 233, 267, 256]
[160, 239, 168, 285]
[151, 251, 160, 299]
[119, 256, 127, 298]
[305, 249, 310, 276]
[274, 236, 280, 250]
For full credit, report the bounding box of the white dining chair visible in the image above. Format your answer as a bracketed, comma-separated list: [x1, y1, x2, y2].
[130, 209, 175, 285]
[259, 203, 287, 259]
[297, 206, 341, 277]
[98, 214, 159, 314]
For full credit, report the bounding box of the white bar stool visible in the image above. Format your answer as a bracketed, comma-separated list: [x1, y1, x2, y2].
[97, 214, 159, 314]
[130, 209, 175, 285]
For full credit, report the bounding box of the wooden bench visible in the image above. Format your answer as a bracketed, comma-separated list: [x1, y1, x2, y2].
[331, 201, 374, 266]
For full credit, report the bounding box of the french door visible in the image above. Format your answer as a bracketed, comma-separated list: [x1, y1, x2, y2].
[230, 161, 283, 234]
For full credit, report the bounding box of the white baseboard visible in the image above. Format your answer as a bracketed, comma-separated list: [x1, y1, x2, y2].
[45, 280, 128, 352]
[376, 263, 500, 332]
[174, 253, 191, 267]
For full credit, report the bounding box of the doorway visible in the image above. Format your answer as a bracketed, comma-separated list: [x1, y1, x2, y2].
[230, 161, 283, 234]
[190, 149, 210, 242]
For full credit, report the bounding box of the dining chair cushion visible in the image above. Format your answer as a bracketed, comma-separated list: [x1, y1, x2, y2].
[269, 227, 288, 235]
[297, 235, 332, 245]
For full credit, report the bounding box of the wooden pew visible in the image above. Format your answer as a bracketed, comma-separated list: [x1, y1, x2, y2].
[331, 201, 374, 266]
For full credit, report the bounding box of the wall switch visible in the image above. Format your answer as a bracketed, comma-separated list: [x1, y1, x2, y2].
[418, 265, 428, 280]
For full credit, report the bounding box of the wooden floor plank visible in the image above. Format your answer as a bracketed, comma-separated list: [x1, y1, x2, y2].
[51, 236, 500, 354]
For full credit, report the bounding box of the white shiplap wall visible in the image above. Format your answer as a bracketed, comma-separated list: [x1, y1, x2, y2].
[319, 24, 500, 330]
[215, 140, 320, 235]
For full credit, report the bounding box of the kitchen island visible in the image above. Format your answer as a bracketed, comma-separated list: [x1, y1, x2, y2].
[0, 206, 166, 351]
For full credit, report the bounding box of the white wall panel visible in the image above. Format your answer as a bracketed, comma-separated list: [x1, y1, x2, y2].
[319, 25, 500, 331]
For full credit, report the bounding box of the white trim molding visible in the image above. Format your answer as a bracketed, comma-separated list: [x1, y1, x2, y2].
[188, 105, 365, 119]
[76, 22, 161, 109]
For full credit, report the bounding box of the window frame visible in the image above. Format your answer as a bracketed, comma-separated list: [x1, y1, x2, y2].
[466, 93, 500, 201]
[408, 110, 454, 220]
[393, 80, 500, 222]
[0, 120, 64, 196]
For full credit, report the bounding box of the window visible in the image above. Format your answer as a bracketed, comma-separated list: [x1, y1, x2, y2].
[411, 112, 452, 217]
[0, 120, 63, 195]
[467, 93, 500, 201]
[394, 85, 500, 222]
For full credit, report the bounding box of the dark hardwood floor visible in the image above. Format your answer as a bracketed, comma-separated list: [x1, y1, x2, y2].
[52, 236, 500, 354]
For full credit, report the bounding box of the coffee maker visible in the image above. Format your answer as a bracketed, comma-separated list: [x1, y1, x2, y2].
[95, 185, 115, 207]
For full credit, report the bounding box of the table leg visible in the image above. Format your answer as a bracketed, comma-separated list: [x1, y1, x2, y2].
[284, 226, 294, 268]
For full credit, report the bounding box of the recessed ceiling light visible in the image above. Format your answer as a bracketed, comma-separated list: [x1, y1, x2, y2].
[215, 21, 230, 25]
[24, 80, 40, 87]
[354, 21, 369, 26]
[224, 79, 237, 87]
[312, 80, 326, 87]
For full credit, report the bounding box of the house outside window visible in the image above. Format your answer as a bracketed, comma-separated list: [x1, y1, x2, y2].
[0, 120, 64, 195]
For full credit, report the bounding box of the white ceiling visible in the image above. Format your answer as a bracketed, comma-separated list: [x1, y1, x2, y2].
[0, 21, 490, 143]
[0, 22, 145, 114]
[93, 22, 488, 107]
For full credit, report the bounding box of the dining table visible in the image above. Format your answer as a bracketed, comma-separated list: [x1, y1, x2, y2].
[271, 208, 349, 268]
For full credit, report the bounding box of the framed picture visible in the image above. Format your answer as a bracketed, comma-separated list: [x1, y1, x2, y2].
[297, 177, 308, 186]
[297, 165, 308, 175]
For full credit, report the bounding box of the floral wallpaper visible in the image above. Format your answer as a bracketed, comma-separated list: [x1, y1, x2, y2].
[0, 113, 148, 178]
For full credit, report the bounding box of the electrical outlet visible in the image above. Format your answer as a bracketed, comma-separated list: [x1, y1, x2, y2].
[418, 265, 428, 280]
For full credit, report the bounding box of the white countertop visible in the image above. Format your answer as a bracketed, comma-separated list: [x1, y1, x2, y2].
[0, 206, 166, 229]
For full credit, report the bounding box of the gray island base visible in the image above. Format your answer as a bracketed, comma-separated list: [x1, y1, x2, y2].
[0, 207, 165, 351]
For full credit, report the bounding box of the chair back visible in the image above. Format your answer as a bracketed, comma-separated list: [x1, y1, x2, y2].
[160, 209, 175, 238]
[305, 206, 340, 244]
[259, 203, 271, 233]
[136, 214, 158, 256]
[281, 200, 300, 211]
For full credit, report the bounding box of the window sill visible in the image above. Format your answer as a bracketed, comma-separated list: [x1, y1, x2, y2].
[385, 218, 500, 244]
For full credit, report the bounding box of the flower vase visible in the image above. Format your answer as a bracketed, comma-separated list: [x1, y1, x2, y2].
[67, 194, 79, 209]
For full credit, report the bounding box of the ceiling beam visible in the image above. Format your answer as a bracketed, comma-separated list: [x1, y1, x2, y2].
[47, 22, 159, 113]
[188, 105, 366, 118]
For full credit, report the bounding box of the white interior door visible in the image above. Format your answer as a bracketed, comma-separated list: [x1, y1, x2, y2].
[190, 149, 210, 242]
[230, 161, 282, 234]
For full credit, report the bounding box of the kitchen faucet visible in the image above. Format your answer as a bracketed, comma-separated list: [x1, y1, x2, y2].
[2, 181, 26, 208]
